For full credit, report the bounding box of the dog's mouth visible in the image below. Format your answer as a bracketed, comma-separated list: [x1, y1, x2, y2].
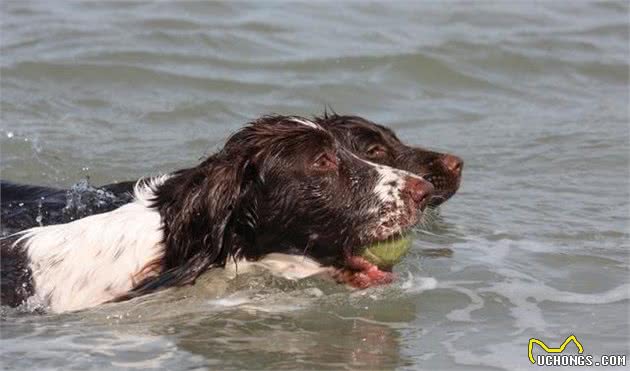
[424, 174, 460, 207]
[333, 234, 413, 289]
[331, 195, 420, 288]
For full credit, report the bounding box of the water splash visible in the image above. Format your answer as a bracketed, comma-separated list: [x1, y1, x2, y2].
[62, 178, 132, 221]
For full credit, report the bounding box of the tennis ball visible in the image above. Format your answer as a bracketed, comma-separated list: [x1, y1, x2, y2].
[358, 236, 412, 270]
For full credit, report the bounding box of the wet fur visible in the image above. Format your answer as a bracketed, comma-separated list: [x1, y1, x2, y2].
[316, 113, 463, 206]
[1, 116, 427, 312]
[0, 113, 461, 235]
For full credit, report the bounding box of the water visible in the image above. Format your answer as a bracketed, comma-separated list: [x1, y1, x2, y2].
[1, 1, 628, 370]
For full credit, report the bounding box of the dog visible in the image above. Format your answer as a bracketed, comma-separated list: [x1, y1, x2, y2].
[0, 113, 462, 235]
[317, 113, 462, 206]
[0, 115, 433, 312]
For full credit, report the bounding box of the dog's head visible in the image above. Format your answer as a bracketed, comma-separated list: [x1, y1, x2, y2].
[316, 114, 463, 207]
[134, 115, 433, 294]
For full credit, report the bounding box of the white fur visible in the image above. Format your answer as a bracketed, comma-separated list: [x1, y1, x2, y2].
[225, 253, 330, 280]
[134, 174, 171, 206]
[290, 117, 323, 130]
[352, 155, 426, 237]
[16, 177, 168, 312]
[373, 164, 405, 204]
[353, 154, 423, 204]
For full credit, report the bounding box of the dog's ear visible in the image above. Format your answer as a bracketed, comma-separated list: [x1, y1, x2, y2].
[123, 153, 256, 298]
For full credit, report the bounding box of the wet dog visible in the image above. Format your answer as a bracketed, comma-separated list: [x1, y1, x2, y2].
[317, 113, 462, 207]
[1, 114, 462, 235]
[1, 116, 433, 312]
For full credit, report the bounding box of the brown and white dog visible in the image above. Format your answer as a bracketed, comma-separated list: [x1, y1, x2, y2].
[0, 114, 463, 235]
[317, 113, 463, 207]
[1, 116, 433, 312]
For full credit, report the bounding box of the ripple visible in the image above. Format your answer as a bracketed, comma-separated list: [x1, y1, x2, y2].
[1, 1, 628, 370]
[2, 61, 282, 93]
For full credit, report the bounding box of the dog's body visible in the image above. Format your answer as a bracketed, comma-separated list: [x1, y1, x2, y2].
[1, 116, 433, 312]
[2, 180, 165, 311]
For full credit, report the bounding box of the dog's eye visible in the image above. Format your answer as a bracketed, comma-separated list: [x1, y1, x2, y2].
[312, 153, 338, 172]
[366, 144, 387, 158]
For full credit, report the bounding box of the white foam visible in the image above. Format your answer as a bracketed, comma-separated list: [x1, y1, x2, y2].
[400, 273, 438, 294]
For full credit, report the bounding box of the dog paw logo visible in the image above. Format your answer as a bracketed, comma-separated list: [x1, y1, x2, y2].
[528, 335, 584, 364]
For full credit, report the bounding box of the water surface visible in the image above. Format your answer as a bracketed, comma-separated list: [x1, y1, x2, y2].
[1, 1, 628, 370]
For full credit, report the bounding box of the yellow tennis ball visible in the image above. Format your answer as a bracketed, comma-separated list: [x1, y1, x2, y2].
[358, 236, 412, 270]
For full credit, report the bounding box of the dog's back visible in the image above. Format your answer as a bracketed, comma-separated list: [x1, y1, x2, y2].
[0, 181, 134, 236]
[1, 182, 65, 236]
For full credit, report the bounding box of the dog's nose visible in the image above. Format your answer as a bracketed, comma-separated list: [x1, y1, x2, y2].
[404, 177, 434, 210]
[441, 154, 463, 176]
